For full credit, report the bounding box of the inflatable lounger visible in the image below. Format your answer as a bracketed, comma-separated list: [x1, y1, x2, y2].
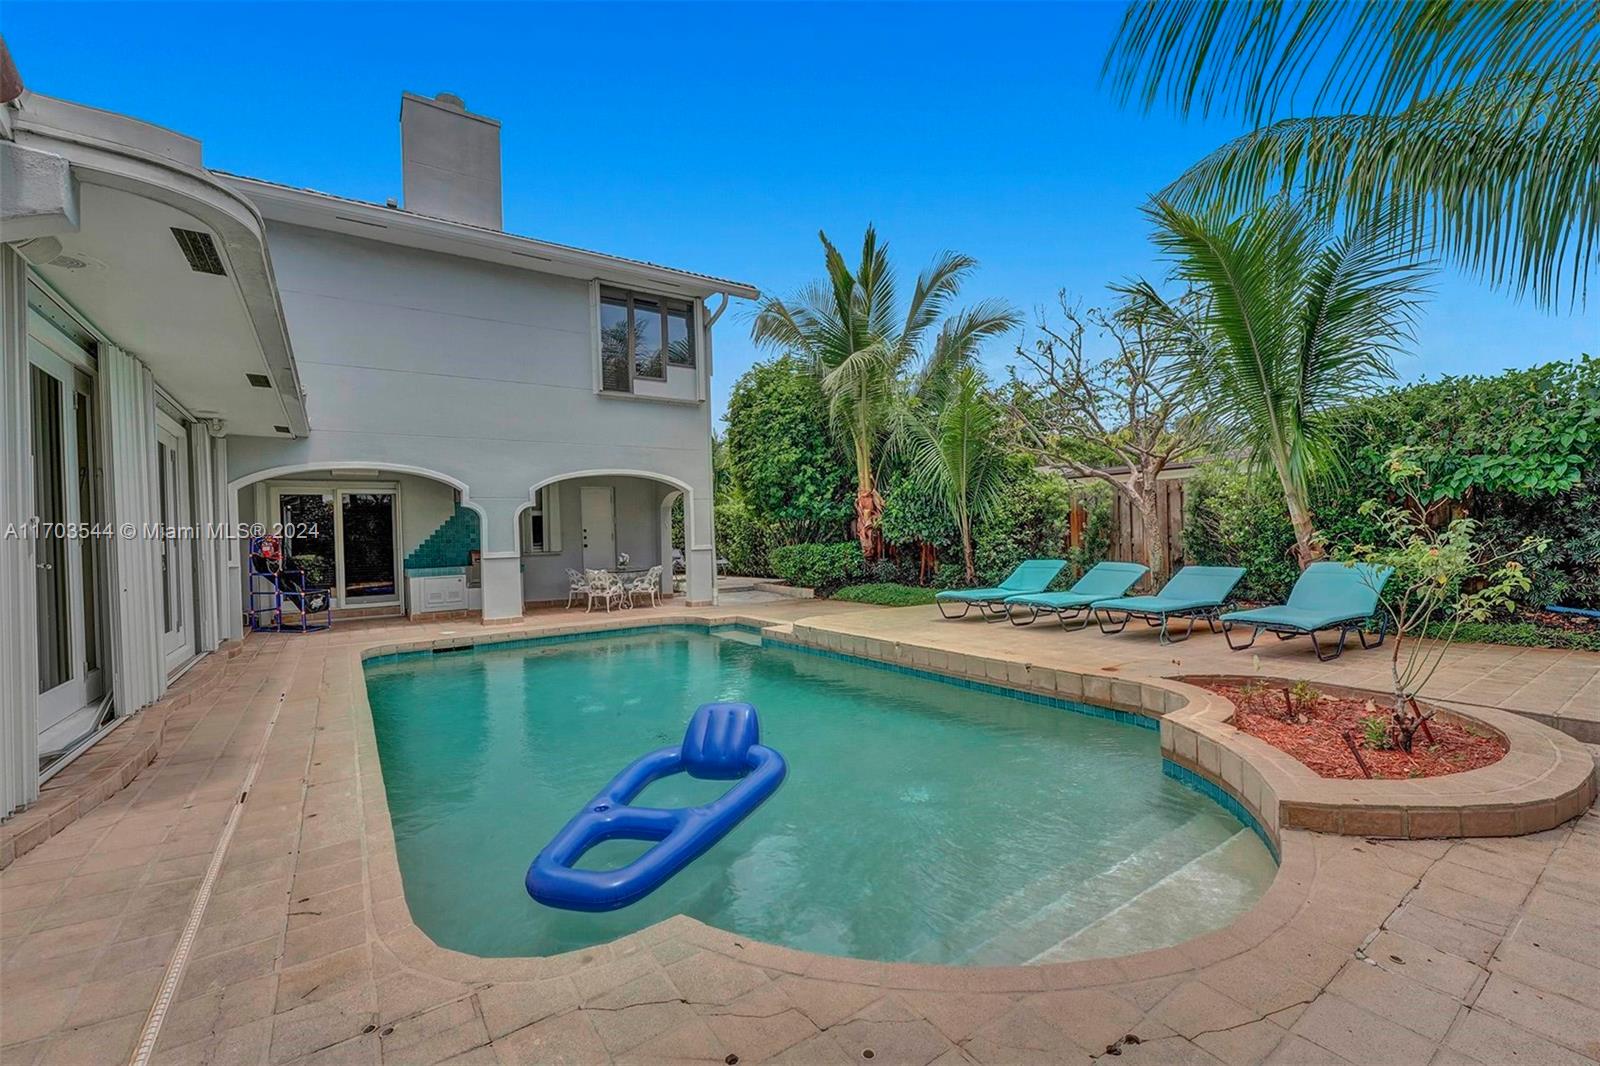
[526, 702, 787, 912]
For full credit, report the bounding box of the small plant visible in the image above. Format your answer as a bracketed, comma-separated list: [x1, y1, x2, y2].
[1285, 679, 1320, 719]
[1344, 447, 1548, 752]
[1361, 714, 1394, 751]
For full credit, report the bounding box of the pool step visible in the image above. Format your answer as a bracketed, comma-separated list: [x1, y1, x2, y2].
[897, 806, 1181, 965]
[1029, 830, 1278, 963]
[954, 811, 1241, 966]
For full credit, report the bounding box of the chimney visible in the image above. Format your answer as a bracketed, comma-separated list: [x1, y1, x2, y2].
[399, 91, 502, 230]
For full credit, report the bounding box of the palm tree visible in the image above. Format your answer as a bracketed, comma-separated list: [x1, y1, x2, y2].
[896, 366, 1008, 583]
[751, 227, 1018, 557]
[1137, 198, 1432, 567]
[1104, 2, 1599, 309]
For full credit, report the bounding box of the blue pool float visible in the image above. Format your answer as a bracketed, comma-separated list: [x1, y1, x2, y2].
[525, 702, 787, 912]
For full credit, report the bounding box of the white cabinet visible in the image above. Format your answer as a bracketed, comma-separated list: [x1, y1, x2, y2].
[407, 573, 467, 617]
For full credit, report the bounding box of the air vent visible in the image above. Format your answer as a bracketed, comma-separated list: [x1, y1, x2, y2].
[273, 425, 291, 435]
[246, 373, 273, 389]
[171, 228, 226, 275]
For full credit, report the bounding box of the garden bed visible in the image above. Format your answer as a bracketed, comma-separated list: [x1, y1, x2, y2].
[1190, 677, 1507, 780]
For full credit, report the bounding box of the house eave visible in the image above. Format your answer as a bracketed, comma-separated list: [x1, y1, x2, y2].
[221, 175, 761, 302]
[9, 94, 312, 436]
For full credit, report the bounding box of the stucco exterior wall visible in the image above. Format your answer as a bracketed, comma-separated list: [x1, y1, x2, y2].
[224, 222, 718, 607]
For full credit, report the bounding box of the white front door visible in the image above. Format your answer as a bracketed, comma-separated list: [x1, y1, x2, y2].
[156, 413, 195, 673]
[580, 486, 616, 571]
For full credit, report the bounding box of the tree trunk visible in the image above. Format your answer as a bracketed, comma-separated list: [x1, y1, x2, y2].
[960, 514, 976, 584]
[852, 438, 882, 560]
[1137, 486, 1167, 586]
[1273, 459, 1323, 568]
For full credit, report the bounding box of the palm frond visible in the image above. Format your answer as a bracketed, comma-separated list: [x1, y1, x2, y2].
[1105, 1, 1600, 307]
[901, 251, 980, 358]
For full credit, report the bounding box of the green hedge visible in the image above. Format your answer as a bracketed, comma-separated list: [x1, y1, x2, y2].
[830, 583, 940, 606]
[1427, 621, 1600, 653]
[714, 499, 775, 577]
[768, 541, 866, 589]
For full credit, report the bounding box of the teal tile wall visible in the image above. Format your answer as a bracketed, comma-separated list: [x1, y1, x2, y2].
[404, 504, 480, 569]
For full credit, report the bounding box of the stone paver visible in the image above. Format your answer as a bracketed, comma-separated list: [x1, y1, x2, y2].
[1, 603, 1595, 1064]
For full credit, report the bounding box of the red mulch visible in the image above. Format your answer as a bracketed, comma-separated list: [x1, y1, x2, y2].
[1190, 679, 1508, 780]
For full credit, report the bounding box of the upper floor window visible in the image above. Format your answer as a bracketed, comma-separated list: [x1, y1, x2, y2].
[600, 288, 695, 393]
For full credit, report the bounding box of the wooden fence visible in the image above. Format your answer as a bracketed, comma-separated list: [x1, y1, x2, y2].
[1068, 476, 1191, 590]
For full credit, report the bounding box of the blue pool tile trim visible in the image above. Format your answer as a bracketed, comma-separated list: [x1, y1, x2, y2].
[1163, 760, 1278, 861]
[758, 636, 1159, 731]
[363, 622, 749, 666]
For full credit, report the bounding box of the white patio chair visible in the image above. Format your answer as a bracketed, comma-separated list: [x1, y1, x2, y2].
[584, 569, 625, 613]
[626, 565, 663, 609]
[565, 568, 590, 609]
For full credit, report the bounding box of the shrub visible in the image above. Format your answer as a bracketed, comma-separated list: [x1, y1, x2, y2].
[830, 583, 940, 607]
[931, 562, 968, 590]
[972, 464, 1072, 586]
[723, 356, 854, 541]
[880, 472, 958, 555]
[715, 499, 774, 577]
[1065, 483, 1114, 582]
[1181, 462, 1300, 602]
[768, 541, 866, 590]
[1425, 620, 1600, 653]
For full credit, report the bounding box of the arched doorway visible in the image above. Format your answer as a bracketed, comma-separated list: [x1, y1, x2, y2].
[228, 462, 487, 627]
[516, 470, 705, 608]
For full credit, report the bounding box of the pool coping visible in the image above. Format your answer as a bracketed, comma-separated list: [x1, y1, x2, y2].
[340, 609, 1592, 990]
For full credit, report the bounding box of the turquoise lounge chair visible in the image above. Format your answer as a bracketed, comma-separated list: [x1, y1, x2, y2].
[935, 559, 1066, 620]
[1003, 561, 1150, 628]
[1091, 565, 1247, 644]
[1221, 561, 1393, 661]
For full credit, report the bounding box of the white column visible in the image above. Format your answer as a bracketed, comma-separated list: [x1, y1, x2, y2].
[0, 246, 40, 817]
[658, 490, 678, 596]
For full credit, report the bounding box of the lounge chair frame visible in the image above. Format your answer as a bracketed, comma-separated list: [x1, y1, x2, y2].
[1093, 603, 1232, 644]
[1007, 602, 1096, 629]
[935, 597, 1013, 622]
[1222, 614, 1389, 661]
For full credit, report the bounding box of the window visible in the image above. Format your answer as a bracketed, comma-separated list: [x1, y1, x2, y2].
[598, 288, 695, 391]
[520, 487, 562, 554]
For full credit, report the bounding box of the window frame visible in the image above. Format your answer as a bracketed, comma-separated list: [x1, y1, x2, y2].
[597, 286, 696, 393]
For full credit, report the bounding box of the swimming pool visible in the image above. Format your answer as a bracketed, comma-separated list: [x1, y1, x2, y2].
[364, 626, 1276, 964]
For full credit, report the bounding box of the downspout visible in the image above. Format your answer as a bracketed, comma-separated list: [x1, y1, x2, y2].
[704, 292, 730, 328]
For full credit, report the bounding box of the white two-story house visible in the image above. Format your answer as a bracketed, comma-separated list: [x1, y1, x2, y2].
[0, 46, 755, 819]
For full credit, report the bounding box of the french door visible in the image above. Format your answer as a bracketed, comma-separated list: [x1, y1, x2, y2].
[28, 328, 106, 754]
[156, 412, 195, 673]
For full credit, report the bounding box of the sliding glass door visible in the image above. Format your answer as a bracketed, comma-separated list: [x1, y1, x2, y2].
[272, 484, 399, 608]
[340, 492, 398, 603]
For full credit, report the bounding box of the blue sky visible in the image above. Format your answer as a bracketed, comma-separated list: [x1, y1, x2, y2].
[4, 2, 1592, 424]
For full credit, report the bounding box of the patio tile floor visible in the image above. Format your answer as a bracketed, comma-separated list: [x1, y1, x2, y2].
[1, 601, 1596, 1064]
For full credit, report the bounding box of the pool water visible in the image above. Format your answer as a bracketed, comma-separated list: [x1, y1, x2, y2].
[364, 628, 1276, 963]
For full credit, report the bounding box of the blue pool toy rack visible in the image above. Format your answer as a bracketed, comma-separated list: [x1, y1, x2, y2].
[245, 535, 333, 633]
[526, 702, 787, 912]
